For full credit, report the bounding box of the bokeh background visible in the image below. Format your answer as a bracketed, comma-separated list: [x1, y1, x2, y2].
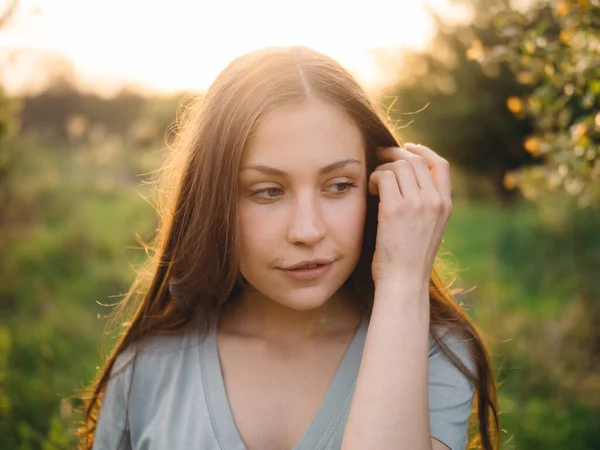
[0, 0, 598, 448]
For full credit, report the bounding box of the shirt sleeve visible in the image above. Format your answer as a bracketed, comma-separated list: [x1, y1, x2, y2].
[92, 352, 134, 450]
[428, 330, 476, 450]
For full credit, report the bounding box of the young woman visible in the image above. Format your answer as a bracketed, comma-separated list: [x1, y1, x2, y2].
[80, 46, 499, 450]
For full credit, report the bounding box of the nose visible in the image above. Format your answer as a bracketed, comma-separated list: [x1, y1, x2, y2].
[287, 191, 326, 247]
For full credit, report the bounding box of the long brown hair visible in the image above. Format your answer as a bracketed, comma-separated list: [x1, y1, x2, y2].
[78, 46, 500, 450]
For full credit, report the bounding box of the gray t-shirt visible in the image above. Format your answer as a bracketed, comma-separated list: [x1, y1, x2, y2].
[93, 314, 475, 450]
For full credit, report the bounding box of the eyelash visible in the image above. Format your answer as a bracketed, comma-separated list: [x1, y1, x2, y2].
[251, 181, 358, 202]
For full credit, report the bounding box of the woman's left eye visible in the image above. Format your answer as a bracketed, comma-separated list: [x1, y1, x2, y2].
[326, 181, 357, 194]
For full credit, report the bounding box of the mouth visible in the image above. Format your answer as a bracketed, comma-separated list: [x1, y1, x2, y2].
[277, 260, 335, 282]
[281, 259, 334, 270]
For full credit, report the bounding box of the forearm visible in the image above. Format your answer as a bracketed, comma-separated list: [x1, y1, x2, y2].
[342, 279, 432, 450]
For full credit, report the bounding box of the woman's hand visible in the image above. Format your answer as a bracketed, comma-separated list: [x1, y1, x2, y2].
[344, 143, 450, 448]
[369, 143, 452, 291]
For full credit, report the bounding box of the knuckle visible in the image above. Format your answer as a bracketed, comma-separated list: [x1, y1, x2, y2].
[380, 203, 402, 218]
[429, 197, 443, 211]
[445, 201, 453, 216]
[409, 198, 423, 210]
[382, 170, 396, 180]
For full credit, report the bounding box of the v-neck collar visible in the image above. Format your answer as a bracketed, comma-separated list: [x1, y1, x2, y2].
[200, 314, 369, 450]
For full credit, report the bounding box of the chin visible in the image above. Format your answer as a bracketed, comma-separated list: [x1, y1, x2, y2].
[266, 285, 341, 311]
[280, 295, 331, 311]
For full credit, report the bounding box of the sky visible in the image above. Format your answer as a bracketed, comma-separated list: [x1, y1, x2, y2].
[0, 0, 470, 95]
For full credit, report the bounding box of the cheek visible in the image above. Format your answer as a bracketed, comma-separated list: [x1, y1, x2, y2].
[326, 195, 367, 246]
[237, 203, 281, 263]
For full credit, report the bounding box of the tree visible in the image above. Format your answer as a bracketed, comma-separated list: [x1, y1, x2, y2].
[375, 1, 536, 201]
[485, 0, 600, 208]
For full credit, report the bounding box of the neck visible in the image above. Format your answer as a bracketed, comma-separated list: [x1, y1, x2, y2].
[217, 285, 364, 347]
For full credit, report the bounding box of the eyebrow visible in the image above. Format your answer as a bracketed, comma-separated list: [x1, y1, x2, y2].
[241, 158, 362, 176]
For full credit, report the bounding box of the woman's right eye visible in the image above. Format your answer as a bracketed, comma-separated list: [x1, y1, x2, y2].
[251, 187, 284, 201]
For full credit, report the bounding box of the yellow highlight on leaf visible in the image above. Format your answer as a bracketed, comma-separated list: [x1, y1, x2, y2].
[517, 72, 535, 85]
[466, 39, 484, 61]
[503, 172, 518, 190]
[507, 97, 523, 114]
[560, 29, 574, 44]
[524, 136, 542, 157]
[572, 123, 588, 140]
[556, 2, 569, 17]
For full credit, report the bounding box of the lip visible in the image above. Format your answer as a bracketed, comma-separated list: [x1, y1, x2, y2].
[282, 259, 334, 270]
[278, 260, 334, 282]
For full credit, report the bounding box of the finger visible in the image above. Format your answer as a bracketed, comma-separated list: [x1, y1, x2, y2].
[406, 144, 452, 202]
[373, 162, 420, 199]
[375, 147, 437, 192]
[399, 143, 442, 169]
[402, 143, 452, 202]
[368, 170, 401, 211]
[435, 159, 452, 206]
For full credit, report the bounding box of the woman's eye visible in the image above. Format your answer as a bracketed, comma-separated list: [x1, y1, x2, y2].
[326, 181, 356, 194]
[252, 187, 283, 200]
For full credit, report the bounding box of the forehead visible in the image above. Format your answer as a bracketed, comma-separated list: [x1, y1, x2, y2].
[243, 99, 366, 168]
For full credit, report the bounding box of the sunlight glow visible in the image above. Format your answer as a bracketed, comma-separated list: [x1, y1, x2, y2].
[0, 0, 461, 94]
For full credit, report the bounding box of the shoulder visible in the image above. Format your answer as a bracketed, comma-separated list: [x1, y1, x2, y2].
[99, 320, 207, 426]
[427, 327, 477, 450]
[429, 327, 476, 378]
[110, 318, 207, 389]
[427, 327, 476, 407]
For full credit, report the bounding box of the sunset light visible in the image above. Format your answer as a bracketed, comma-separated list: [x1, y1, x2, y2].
[0, 0, 465, 94]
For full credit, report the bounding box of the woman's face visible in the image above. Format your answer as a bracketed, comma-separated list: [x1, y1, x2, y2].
[237, 98, 367, 311]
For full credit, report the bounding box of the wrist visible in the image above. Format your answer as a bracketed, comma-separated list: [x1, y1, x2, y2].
[373, 278, 431, 323]
[374, 275, 430, 296]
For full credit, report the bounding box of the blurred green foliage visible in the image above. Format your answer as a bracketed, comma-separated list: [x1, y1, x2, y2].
[0, 134, 160, 447]
[483, 0, 600, 207]
[444, 198, 600, 449]
[1, 0, 599, 449]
